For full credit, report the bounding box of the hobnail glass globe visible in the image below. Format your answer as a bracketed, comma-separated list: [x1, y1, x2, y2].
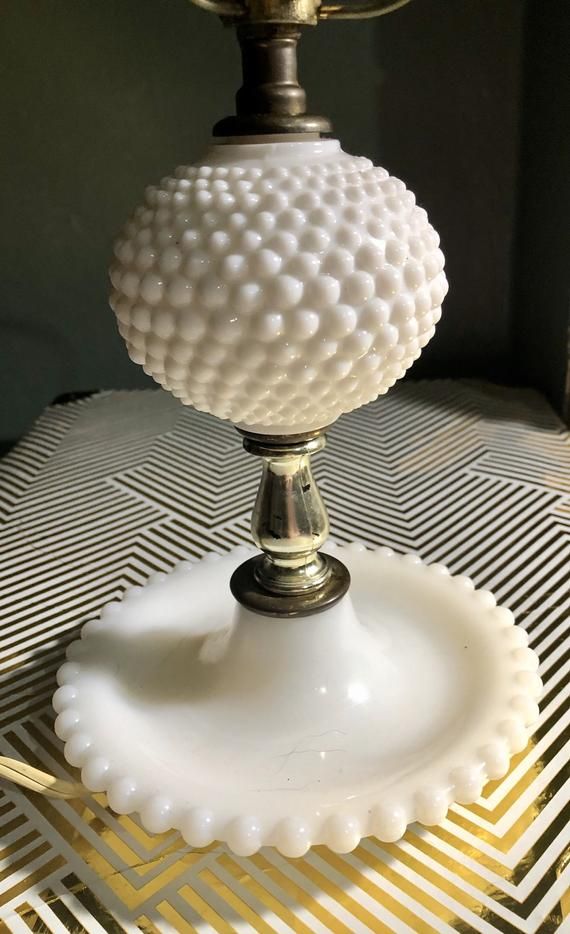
[110, 139, 448, 434]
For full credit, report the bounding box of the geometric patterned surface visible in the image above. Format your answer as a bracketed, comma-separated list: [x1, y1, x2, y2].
[0, 380, 568, 933]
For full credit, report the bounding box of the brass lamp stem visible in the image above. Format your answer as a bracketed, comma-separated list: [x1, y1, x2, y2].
[213, 23, 332, 137]
[206, 0, 412, 136]
[230, 429, 350, 616]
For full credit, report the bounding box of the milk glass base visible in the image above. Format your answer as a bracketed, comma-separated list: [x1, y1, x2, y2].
[53, 544, 541, 857]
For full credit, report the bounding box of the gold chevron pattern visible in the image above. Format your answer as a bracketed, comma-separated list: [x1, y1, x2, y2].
[0, 380, 568, 933]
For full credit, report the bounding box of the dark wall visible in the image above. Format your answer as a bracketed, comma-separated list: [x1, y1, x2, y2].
[0, 0, 235, 441]
[514, 0, 570, 419]
[371, 0, 525, 380]
[0, 0, 545, 441]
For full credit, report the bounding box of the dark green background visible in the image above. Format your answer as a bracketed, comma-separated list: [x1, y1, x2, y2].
[1, 0, 567, 442]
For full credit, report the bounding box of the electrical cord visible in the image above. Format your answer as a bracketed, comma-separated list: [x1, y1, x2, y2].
[0, 757, 84, 799]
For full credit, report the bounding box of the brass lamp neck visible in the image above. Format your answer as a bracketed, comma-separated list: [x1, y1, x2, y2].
[213, 23, 332, 137]
[205, 0, 413, 137]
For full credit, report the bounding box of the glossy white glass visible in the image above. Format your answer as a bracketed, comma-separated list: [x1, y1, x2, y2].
[54, 545, 540, 857]
[109, 139, 448, 434]
[54, 138, 540, 854]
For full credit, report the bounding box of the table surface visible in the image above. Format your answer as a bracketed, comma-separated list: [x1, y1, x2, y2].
[0, 380, 568, 934]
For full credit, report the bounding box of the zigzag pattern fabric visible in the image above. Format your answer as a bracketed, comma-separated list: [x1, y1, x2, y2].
[0, 380, 568, 933]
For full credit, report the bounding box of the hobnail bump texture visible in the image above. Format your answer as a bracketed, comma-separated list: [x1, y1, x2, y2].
[110, 139, 448, 434]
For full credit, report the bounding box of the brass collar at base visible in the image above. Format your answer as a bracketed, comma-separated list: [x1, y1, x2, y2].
[230, 553, 350, 617]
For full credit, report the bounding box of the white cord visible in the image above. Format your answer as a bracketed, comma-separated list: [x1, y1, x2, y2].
[0, 757, 84, 799]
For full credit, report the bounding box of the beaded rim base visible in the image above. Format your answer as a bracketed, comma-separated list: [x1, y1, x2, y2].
[53, 544, 541, 858]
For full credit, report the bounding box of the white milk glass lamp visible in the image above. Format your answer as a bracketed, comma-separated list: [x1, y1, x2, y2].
[53, 0, 541, 857]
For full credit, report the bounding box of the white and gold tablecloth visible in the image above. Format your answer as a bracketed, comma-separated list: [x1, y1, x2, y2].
[0, 380, 568, 933]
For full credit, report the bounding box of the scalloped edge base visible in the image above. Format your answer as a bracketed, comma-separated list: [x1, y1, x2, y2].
[53, 544, 541, 857]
